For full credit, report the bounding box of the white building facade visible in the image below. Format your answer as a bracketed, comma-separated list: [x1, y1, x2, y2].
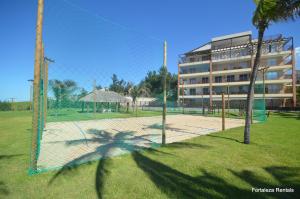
[178, 31, 297, 109]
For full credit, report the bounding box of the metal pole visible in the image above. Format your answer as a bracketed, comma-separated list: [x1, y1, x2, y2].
[31, 0, 44, 172]
[93, 80, 96, 114]
[43, 60, 48, 127]
[182, 80, 185, 114]
[28, 79, 34, 111]
[202, 94, 204, 115]
[40, 45, 44, 134]
[43, 57, 54, 125]
[227, 84, 230, 117]
[263, 69, 266, 107]
[222, 93, 225, 131]
[162, 41, 167, 145]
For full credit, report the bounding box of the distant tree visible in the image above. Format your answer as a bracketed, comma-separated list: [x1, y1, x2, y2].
[0, 101, 12, 111]
[129, 83, 151, 105]
[129, 86, 139, 105]
[124, 82, 134, 95]
[49, 79, 77, 107]
[109, 74, 127, 94]
[78, 88, 88, 98]
[244, 0, 300, 144]
[95, 85, 102, 90]
[143, 66, 178, 100]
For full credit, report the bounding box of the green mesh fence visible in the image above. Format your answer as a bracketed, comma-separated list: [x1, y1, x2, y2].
[29, 0, 267, 175]
[253, 83, 267, 122]
[29, 0, 166, 174]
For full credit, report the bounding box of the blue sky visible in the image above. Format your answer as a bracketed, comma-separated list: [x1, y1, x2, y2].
[0, 0, 299, 101]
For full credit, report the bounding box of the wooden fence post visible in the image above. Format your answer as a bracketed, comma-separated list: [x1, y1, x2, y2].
[31, 0, 44, 172]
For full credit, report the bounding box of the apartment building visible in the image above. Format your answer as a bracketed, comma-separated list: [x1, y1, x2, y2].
[178, 31, 297, 108]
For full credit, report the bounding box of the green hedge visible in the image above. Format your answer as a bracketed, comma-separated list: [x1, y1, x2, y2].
[0, 101, 31, 111]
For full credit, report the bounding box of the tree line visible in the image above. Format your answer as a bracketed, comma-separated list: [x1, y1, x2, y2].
[48, 66, 178, 106]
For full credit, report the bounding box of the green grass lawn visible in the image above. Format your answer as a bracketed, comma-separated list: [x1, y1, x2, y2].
[0, 111, 299, 198]
[46, 107, 256, 123]
[46, 108, 164, 122]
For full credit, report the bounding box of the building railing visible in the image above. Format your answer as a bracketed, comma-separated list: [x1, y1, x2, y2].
[179, 54, 210, 64]
[179, 36, 293, 65]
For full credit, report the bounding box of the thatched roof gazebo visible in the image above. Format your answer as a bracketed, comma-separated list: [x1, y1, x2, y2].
[80, 90, 129, 103]
[79, 90, 130, 113]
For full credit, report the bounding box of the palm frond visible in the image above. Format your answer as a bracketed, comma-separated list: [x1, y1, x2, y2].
[252, 0, 300, 28]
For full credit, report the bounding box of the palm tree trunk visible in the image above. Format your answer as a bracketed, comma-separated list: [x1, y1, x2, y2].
[244, 25, 265, 144]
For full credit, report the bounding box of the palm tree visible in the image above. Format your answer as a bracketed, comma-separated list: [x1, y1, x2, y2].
[129, 83, 151, 105]
[49, 79, 77, 108]
[244, 0, 300, 144]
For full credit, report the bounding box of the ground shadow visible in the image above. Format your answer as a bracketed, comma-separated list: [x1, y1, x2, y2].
[164, 142, 212, 149]
[206, 134, 243, 143]
[0, 154, 23, 196]
[0, 181, 9, 196]
[0, 154, 23, 161]
[144, 123, 216, 137]
[48, 129, 171, 199]
[133, 151, 299, 198]
[274, 112, 300, 120]
[132, 151, 260, 199]
[229, 166, 300, 199]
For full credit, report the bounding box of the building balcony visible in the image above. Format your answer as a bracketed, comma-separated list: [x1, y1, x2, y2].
[179, 54, 210, 65]
[179, 64, 292, 78]
[179, 93, 293, 100]
[179, 78, 293, 88]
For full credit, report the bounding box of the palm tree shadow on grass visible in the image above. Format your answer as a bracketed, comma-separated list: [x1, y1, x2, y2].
[0, 154, 23, 196]
[133, 152, 300, 199]
[229, 166, 300, 199]
[0, 154, 23, 160]
[0, 181, 9, 196]
[275, 112, 300, 120]
[48, 129, 174, 198]
[206, 134, 243, 143]
[132, 151, 250, 199]
[144, 123, 215, 137]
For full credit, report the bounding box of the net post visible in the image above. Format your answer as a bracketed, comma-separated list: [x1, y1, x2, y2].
[93, 80, 96, 115]
[162, 41, 167, 145]
[44, 56, 48, 127]
[30, 0, 44, 174]
[40, 44, 45, 136]
[222, 93, 225, 131]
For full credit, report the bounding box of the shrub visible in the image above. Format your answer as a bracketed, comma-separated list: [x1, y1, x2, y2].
[0, 101, 12, 111]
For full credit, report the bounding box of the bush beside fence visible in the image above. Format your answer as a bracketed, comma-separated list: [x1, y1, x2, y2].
[0, 101, 31, 111]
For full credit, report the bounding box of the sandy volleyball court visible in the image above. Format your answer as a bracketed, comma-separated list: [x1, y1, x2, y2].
[38, 114, 244, 169]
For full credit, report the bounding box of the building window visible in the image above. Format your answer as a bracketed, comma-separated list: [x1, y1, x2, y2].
[190, 88, 196, 95]
[239, 74, 248, 81]
[267, 58, 277, 66]
[181, 69, 187, 74]
[189, 78, 196, 84]
[202, 77, 209, 83]
[239, 86, 248, 94]
[189, 68, 196, 73]
[215, 76, 222, 83]
[266, 72, 278, 80]
[203, 88, 209, 95]
[227, 75, 235, 82]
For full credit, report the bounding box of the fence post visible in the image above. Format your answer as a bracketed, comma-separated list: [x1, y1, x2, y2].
[44, 58, 48, 127]
[30, 0, 44, 173]
[222, 93, 225, 131]
[93, 80, 96, 115]
[162, 41, 167, 145]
